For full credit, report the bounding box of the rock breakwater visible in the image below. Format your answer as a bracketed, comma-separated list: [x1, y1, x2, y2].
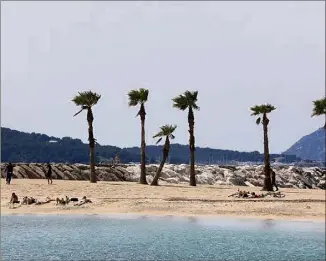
[1, 163, 325, 189]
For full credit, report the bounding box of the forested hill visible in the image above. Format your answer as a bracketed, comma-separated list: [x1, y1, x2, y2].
[1, 127, 299, 164]
[284, 128, 325, 161]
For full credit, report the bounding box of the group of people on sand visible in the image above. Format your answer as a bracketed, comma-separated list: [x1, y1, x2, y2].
[229, 189, 285, 199]
[10, 193, 53, 205]
[227, 169, 281, 199]
[9, 192, 92, 207]
[5, 162, 93, 209]
[236, 190, 265, 198]
[56, 196, 92, 206]
[3, 162, 53, 185]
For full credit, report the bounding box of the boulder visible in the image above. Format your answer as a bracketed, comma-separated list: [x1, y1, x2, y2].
[146, 165, 158, 173]
[214, 180, 230, 186]
[146, 175, 153, 184]
[226, 176, 246, 186]
[196, 172, 215, 185]
[161, 168, 180, 179]
[165, 177, 180, 184]
[317, 180, 326, 189]
[244, 181, 256, 187]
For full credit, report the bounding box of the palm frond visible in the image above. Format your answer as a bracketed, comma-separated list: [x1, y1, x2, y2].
[250, 104, 276, 115]
[173, 91, 199, 111]
[185, 90, 198, 102]
[127, 90, 141, 107]
[250, 105, 261, 116]
[256, 117, 261, 125]
[264, 104, 276, 113]
[312, 98, 326, 117]
[138, 88, 149, 103]
[153, 125, 177, 142]
[192, 103, 200, 110]
[153, 131, 164, 139]
[160, 124, 177, 136]
[128, 88, 149, 107]
[72, 91, 101, 107]
[172, 95, 189, 111]
[155, 137, 163, 144]
[73, 107, 86, 117]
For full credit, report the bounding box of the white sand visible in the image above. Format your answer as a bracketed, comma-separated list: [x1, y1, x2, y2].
[1, 179, 325, 221]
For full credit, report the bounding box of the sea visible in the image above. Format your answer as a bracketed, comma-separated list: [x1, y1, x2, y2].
[1, 214, 325, 261]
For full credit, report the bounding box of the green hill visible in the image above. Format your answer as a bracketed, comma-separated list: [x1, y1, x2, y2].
[1, 127, 299, 164]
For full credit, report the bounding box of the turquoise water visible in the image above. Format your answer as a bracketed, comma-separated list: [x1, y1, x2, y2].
[1, 214, 325, 261]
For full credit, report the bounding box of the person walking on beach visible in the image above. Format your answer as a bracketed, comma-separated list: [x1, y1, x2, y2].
[271, 169, 278, 191]
[46, 163, 53, 184]
[4, 162, 14, 185]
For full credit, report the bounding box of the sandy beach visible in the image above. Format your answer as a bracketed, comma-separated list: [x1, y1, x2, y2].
[1, 179, 325, 221]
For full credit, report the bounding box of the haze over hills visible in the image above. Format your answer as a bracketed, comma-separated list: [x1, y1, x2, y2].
[1, 127, 300, 164]
[284, 128, 325, 161]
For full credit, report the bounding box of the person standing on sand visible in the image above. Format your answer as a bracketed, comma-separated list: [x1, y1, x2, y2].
[4, 162, 14, 185]
[46, 163, 53, 184]
[271, 169, 278, 191]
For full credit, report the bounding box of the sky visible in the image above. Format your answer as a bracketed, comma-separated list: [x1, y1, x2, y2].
[1, 1, 325, 154]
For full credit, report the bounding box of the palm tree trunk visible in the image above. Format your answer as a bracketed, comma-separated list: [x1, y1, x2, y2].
[262, 113, 272, 191]
[151, 138, 170, 186]
[188, 107, 196, 186]
[89, 146, 96, 183]
[139, 104, 148, 184]
[324, 124, 326, 168]
[87, 108, 97, 183]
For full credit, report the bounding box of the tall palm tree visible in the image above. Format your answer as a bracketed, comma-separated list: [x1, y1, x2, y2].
[151, 125, 177, 186]
[128, 88, 149, 185]
[72, 91, 101, 183]
[250, 104, 276, 191]
[172, 91, 199, 186]
[312, 97, 326, 128]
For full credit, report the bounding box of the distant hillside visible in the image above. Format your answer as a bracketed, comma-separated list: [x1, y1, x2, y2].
[0, 127, 136, 163]
[284, 128, 325, 161]
[1, 127, 299, 164]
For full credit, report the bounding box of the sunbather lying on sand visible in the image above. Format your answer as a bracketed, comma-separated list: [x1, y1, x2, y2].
[35, 197, 54, 205]
[22, 196, 37, 205]
[265, 191, 285, 198]
[74, 196, 92, 206]
[228, 190, 266, 199]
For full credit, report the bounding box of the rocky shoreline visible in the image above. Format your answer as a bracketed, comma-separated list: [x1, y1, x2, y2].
[1, 163, 325, 189]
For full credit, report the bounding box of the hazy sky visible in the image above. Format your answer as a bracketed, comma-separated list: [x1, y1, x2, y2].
[1, 1, 325, 153]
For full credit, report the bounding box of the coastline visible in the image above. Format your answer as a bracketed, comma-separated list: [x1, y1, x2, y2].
[1, 179, 325, 222]
[1, 211, 326, 223]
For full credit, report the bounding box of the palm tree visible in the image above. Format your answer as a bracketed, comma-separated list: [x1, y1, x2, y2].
[128, 88, 149, 185]
[172, 91, 199, 186]
[250, 104, 276, 191]
[72, 91, 101, 183]
[312, 97, 326, 128]
[151, 125, 177, 186]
